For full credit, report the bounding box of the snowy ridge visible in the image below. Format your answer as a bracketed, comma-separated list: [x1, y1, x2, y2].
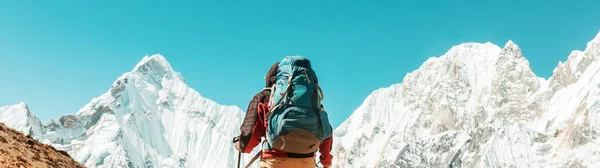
[1, 55, 259, 168]
[333, 31, 600, 168]
[3, 31, 600, 167]
[0, 102, 43, 137]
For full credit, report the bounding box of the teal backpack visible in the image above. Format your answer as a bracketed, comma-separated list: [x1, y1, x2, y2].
[265, 56, 333, 154]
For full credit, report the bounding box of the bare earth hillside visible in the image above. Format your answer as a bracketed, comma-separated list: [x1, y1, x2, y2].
[0, 122, 84, 168]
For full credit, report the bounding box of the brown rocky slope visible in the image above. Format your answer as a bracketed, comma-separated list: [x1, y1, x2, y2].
[0, 122, 85, 168]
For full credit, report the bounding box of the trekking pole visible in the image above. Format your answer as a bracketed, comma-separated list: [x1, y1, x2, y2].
[233, 136, 241, 168]
[237, 151, 241, 168]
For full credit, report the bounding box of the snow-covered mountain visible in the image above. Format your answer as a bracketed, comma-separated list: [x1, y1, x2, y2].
[333, 31, 600, 168]
[0, 102, 43, 138]
[0, 55, 259, 168]
[4, 31, 600, 168]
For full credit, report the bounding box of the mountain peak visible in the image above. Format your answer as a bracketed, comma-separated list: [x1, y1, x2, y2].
[504, 40, 520, 50]
[585, 31, 600, 54]
[132, 54, 175, 75]
[501, 39, 524, 59]
[451, 42, 499, 51]
[16, 102, 27, 109]
[0, 103, 42, 137]
[436, 42, 502, 62]
[0, 102, 30, 115]
[548, 31, 600, 91]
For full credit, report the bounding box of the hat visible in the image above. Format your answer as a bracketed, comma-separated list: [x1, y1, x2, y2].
[265, 62, 279, 87]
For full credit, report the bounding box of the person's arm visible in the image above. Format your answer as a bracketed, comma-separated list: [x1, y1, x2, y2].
[237, 92, 262, 153]
[237, 90, 270, 153]
[318, 136, 333, 168]
[241, 102, 268, 153]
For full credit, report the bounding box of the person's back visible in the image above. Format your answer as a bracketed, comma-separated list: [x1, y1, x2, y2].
[235, 57, 333, 168]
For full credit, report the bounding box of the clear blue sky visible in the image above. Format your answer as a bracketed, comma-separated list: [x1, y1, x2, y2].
[1, 1, 599, 128]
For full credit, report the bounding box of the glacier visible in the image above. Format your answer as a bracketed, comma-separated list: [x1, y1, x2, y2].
[0, 55, 260, 168]
[332, 31, 600, 168]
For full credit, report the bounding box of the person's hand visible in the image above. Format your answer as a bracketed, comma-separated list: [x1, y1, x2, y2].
[317, 161, 331, 168]
[234, 141, 242, 152]
[233, 136, 242, 152]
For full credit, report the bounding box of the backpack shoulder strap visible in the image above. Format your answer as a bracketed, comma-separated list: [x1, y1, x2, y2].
[265, 75, 294, 120]
[264, 86, 275, 108]
[317, 83, 324, 103]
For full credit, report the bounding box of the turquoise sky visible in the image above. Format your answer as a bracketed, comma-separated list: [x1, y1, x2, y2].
[1, 1, 599, 128]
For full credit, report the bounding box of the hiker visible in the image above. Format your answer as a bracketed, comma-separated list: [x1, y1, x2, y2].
[234, 57, 333, 168]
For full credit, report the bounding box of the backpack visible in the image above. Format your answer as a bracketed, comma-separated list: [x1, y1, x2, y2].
[264, 56, 333, 154]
